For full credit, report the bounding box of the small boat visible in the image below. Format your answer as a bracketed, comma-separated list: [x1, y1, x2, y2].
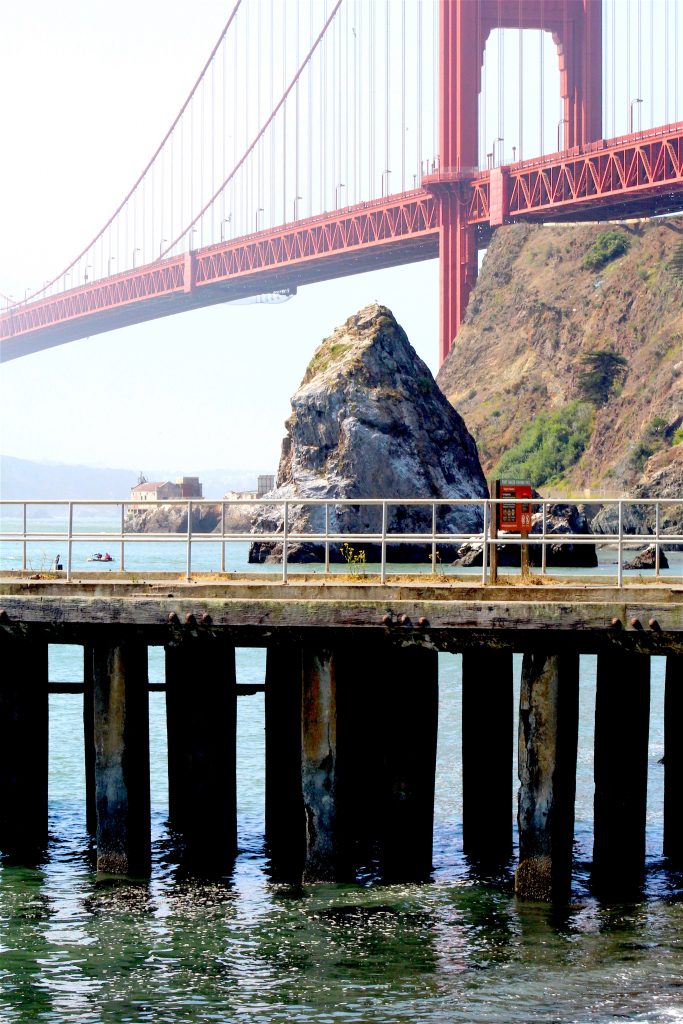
[87, 552, 113, 563]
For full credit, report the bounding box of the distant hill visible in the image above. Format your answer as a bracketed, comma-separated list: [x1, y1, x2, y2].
[437, 216, 683, 495]
[0, 456, 266, 500]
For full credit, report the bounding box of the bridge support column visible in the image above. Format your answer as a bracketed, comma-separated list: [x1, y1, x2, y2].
[380, 645, 439, 882]
[165, 636, 237, 869]
[0, 631, 48, 859]
[439, 195, 478, 365]
[93, 640, 150, 876]
[462, 649, 513, 863]
[265, 644, 305, 877]
[83, 644, 96, 835]
[593, 651, 650, 897]
[664, 654, 683, 862]
[515, 652, 579, 901]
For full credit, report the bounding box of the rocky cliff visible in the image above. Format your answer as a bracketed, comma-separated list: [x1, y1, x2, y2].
[437, 217, 683, 496]
[249, 303, 487, 563]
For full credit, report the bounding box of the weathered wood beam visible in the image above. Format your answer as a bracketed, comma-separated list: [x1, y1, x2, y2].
[515, 652, 579, 901]
[301, 648, 339, 882]
[93, 640, 151, 876]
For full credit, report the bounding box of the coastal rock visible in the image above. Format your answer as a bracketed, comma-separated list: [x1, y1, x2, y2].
[623, 545, 669, 570]
[453, 502, 598, 567]
[590, 503, 648, 536]
[249, 304, 488, 564]
[125, 504, 220, 534]
[633, 445, 683, 548]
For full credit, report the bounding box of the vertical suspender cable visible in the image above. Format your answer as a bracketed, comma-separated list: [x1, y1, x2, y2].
[519, 0, 523, 161]
[370, 0, 375, 196]
[665, 0, 669, 125]
[650, 0, 654, 130]
[612, 0, 616, 136]
[417, 0, 422, 182]
[637, 0, 642, 131]
[386, 0, 390, 194]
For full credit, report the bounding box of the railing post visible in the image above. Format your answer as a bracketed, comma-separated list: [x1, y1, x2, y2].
[282, 501, 289, 583]
[186, 500, 192, 581]
[541, 501, 547, 575]
[380, 501, 387, 584]
[220, 502, 226, 573]
[617, 499, 623, 587]
[22, 503, 27, 571]
[67, 501, 74, 582]
[120, 502, 125, 572]
[655, 501, 661, 577]
[324, 503, 330, 573]
[431, 503, 437, 575]
[481, 499, 489, 585]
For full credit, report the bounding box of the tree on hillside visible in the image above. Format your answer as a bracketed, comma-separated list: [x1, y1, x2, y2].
[577, 349, 628, 406]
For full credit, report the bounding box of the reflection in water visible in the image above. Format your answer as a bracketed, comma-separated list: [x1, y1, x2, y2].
[0, 646, 683, 1021]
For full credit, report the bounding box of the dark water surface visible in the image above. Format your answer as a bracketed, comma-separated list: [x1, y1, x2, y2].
[1, 648, 683, 1023]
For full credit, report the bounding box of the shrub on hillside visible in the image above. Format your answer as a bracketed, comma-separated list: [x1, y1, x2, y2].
[583, 230, 631, 271]
[577, 349, 628, 406]
[493, 401, 593, 488]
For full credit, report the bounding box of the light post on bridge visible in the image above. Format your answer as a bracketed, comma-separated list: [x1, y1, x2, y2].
[492, 137, 504, 167]
[159, 239, 167, 260]
[557, 118, 568, 152]
[335, 184, 345, 209]
[381, 170, 391, 197]
[107, 256, 116, 276]
[293, 196, 302, 221]
[255, 208, 264, 232]
[84, 265, 92, 284]
[221, 216, 232, 241]
[132, 248, 141, 269]
[630, 98, 643, 133]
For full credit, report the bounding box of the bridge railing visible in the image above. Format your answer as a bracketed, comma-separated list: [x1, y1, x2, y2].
[0, 497, 680, 586]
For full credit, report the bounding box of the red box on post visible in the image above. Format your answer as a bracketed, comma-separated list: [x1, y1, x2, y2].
[496, 480, 532, 533]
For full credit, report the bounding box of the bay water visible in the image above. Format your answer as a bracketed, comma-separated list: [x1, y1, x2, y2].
[1, 513, 682, 1022]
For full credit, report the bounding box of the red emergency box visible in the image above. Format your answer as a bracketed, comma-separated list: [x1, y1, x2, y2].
[495, 480, 533, 533]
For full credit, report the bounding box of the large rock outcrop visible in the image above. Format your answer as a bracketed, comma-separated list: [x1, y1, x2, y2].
[249, 304, 488, 563]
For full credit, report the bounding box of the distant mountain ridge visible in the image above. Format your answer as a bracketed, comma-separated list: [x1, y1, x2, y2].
[0, 456, 264, 501]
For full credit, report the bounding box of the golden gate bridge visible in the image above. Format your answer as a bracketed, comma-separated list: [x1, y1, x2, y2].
[1, 0, 682, 365]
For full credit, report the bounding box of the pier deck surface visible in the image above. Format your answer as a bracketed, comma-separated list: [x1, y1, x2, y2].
[1, 572, 681, 652]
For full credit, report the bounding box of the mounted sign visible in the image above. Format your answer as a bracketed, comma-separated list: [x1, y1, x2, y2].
[496, 480, 533, 533]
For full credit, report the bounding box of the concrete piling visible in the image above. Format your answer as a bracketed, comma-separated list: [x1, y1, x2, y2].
[93, 640, 151, 876]
[593, 650, 650, 897]
[515, 651, 579, 901]
[165, 635, 237, 869]
[462, 649, 513, 863]
[664, 653, 683, 862]
[0, 631, 48, 859]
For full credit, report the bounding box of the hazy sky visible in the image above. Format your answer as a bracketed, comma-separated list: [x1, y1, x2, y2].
[0, 0, 439, 475]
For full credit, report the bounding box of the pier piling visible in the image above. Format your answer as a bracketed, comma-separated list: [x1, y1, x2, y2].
[301, 648, 339, 881]
[93, 639, 151, 876]
[462, 649, 513, 863]
[165, 635, 237, 869]
[664, 653, 683, 862]
[593, 651, 650, 897]
[265, 644, 305, 876]
[83, 644, 96, 835]
[380, 645, 438, 882]
[0, 631, 48, 859]
[515, 651, 579, 901]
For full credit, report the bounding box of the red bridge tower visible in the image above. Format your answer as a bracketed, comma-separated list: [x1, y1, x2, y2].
[438, 0, 602, 362]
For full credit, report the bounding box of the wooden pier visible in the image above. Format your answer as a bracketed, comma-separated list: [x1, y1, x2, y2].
[0, 572, 681, 900]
